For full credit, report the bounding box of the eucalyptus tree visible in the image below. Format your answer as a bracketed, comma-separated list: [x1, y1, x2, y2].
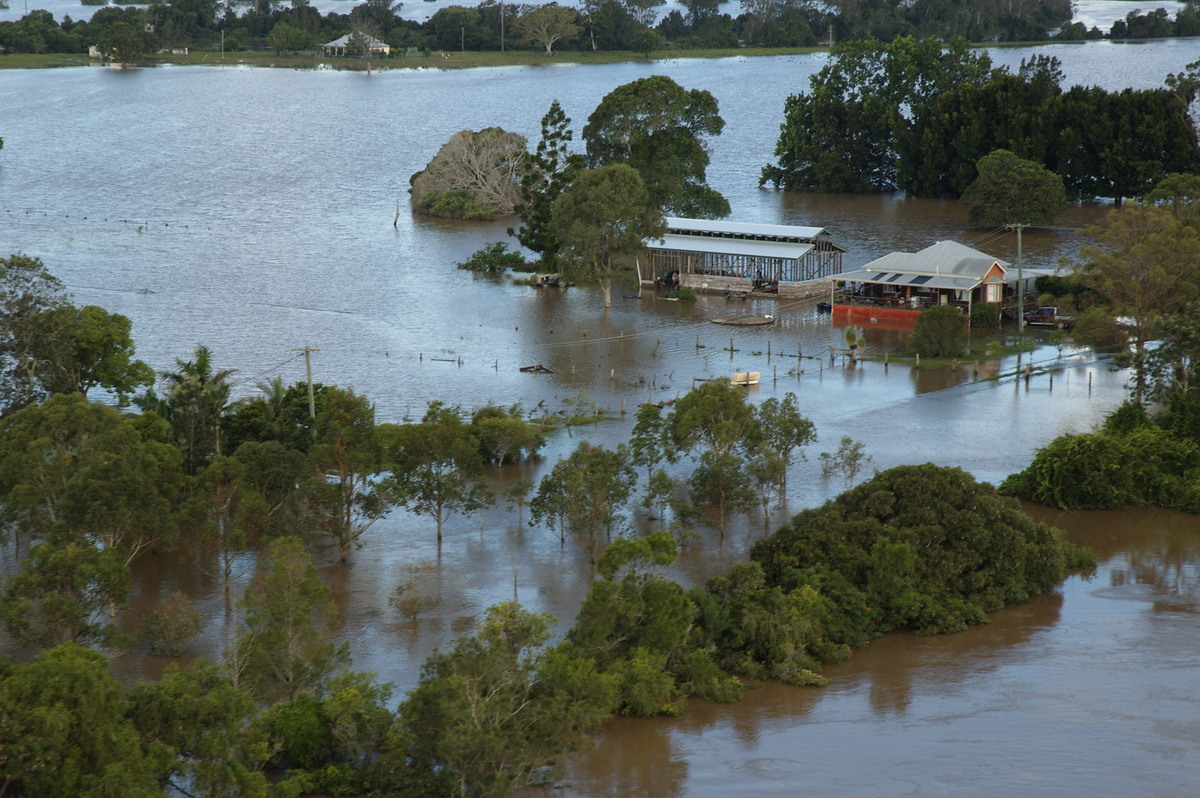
[664, 378, 763, 538]
[549, 163, 665, 309]
[400, 602, 616, 796]
[666, 377, 760, 459]
[128, 659, 269, 798]
[0, 393, 181, 562]
[234, 537, 349, 703]
[565, 532, 742, 713]
[0, 645, 161, 797]
[1078, 205, 1200, 403]
[530, 441, 636, 564]
[1145, 172, 1200, 230]
[755, 392, 815, 494]
[23, 304, 153, 403]
[386, 401, 491, 550]
[305, 386, 394, 563]
[0, 253, 68, 415]
[629, 401, 668, 482]
[0, 540, 131, 649]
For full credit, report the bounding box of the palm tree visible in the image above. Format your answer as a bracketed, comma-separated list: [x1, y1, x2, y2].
[159, 346, 237, 475]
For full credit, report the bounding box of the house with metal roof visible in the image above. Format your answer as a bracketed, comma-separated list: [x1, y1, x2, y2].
[643, 217, 846, 298]
[833, 240, 1042, 325]
[322, 34, 391, 57]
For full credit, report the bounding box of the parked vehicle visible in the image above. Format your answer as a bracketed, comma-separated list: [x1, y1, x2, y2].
[1023, 306, 1075, 328]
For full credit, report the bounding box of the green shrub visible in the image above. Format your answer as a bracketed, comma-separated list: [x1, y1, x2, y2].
[140, 591, 202, 656]
[969, 304, 999, 328]
[417, 189, 496, 220]
[910, 304, 967, 357]
[751, 464, 1091, 636]
[1000, 426, 1200, 512]
[456, 242, 530, 273]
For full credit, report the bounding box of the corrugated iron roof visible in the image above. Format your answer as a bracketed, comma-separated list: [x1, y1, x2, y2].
[648, 234, 816, 260]
[854, 240, 1010, 280]
[835, 269, 981, 290]
[662, 217, 839, 246]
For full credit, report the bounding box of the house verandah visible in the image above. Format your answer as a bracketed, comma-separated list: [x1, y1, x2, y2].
[643, 217, 846, 298]
[322, 34, 391, 57]
[832, 240, 1045, 325]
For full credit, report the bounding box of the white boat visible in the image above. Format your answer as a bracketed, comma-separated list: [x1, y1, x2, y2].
[732, 371, 760, 386]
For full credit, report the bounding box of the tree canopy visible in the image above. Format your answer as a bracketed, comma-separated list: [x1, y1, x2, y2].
[410, 128, 527, 219]
[1077, 204, 1200, 402]
[583, 75, 730, 218]
[763, 39, 1200, 200]
[961, 148, 1069, 227]
[549, 163, 665, 308]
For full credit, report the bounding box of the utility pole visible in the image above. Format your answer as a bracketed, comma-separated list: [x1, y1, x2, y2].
[294, 347, 320, 436]
[461, 26, 465, 53]
[1008, 223, 1027, 332]
[500, 0, 505, 52]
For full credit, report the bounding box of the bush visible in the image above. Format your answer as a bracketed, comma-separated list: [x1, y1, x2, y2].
[456, 242, 530, 273]
[969, 304, 999, 328]
[1000, 426, 1200, 512]
[750, 464, 1092, 636]
[416, 189, 496, 220]
[910, 304, 967, 357]
[140, 591, 202, 656]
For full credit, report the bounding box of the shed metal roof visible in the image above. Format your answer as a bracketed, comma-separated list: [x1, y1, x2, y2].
[648, 233, 816, 260]
[663, 217, 836, 244]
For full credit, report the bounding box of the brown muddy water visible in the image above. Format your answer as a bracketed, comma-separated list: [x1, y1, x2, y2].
[2, 42, 1198, 795]
[546, 507, 1200, 797]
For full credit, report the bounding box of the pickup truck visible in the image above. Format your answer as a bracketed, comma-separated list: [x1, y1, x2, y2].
[1023, 306, 1075, 327]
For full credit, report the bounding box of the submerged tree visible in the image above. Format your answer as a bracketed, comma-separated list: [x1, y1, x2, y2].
[304, 387, 394, 563]
[0, 541, 131, 649]
[510, 99, 586, 270]
[0, 645, 161, 797]
[234, 537, 349, 703]
[387, 401, 491, 549]
[584, 75, 729, 218]
[0, 253, 69, 415]
[1077, 204, 1200, 403]
[530, 441, 636, 563]
[400, 602, 615, 796]
[961, 148, 1069, 227]
[550, 163, 665, 308]
[753, 464, 1093, 637]
[910, 304, 968, 358]
[410, 128, 528, 219]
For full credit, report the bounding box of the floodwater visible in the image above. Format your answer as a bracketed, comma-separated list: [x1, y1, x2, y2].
[2, 42, 1199, 795]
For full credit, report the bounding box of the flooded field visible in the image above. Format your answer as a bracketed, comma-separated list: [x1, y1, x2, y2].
[2, 41, 1198, 795]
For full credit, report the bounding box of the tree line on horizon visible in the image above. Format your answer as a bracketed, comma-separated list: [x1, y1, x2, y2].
[3, 0, 1200, 61]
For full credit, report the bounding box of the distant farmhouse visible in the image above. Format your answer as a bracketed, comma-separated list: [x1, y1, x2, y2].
[322, 34, 391, 57]
[833, 240, 1046, 325]
[644, 217, 846, 298]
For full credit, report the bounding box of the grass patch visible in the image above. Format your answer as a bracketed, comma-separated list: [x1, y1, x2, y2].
[861, 330, 1039, 369]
